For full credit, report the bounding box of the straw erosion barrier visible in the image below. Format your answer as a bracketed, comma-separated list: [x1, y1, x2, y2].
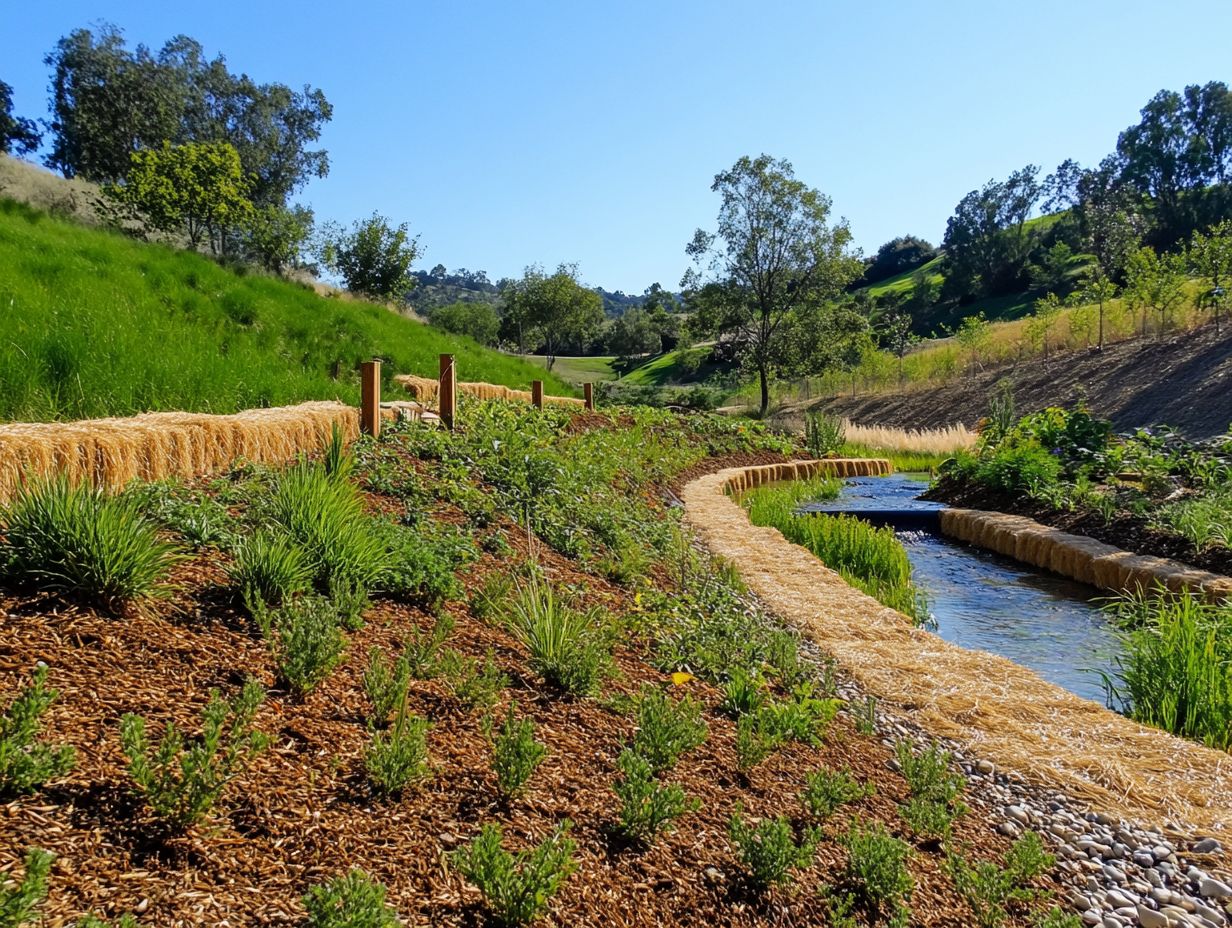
[395, 373, 587, 408]
[683, 460, 1232, 836]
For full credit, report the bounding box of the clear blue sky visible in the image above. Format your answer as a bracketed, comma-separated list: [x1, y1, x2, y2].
[4, 0, 1231, 293]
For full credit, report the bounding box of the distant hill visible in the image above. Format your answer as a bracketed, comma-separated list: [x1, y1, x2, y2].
[407, 269, 663, 318]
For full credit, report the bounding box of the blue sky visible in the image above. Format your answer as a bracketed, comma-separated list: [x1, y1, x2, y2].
[4, 0, 1231, 293]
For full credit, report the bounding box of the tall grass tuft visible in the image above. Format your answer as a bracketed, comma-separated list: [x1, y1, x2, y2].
[1102, 590, 1232, 750]
[742, 484, 929, 625]
[504, 580, 612, 695]
[0, 476, 180, 611]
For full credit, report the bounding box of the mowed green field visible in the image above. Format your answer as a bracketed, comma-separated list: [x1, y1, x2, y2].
[0, 199, 572, 422]
[524, 354, 621, 384]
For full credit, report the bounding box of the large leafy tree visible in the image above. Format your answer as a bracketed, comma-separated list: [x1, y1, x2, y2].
[320, 213, 420, 303]
[941, 165, 1041, 300]
[0, 80, 41, 156]
[683, 154, 862, 416]
[500, 264, 605, 367]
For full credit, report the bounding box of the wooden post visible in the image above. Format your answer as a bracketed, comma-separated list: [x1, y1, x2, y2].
[531, 380, 544, 409]
[584, 382, 594, 411]
[439, 353, 456, 429]
[360, 359, 381, 438]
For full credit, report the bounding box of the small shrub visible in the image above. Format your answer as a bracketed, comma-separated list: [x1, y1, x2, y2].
[488, 704, 548, 799]
[129, 481, 235, 550]
[271, 595, 348, 696]
[853, 694, 878, 735]
[629, 685, 707, 774]
[840, 820, 913, 927]
[1034, 907, 1082, 928]
[120, 679, 268, 830]
[505, 581, 612, 696]
[719, 668, 766, 718]
[766, 685, 841, 746]
[377, 522, 463, 607]
[0, 665, 76, 796]
[405, 613, 455, 679]
[0, 476, 180, 611]
[228, 532, 311, 613]
[802, 766, 872, 821]
[365, 711, 431, 796]
[442, 649, 509, 712]
[0, 847, 54, 928]
[303, 869, 399, 928]
[895, 739, 964, 805]
[74, 915, 139, 928]
[765, 629, 812, 690]
[901, 797, 962, 843]
[451, 821, 577, 926]
[363, 647, 411, 724]
[727, 805, 819, 890]
[946, 832, 1055, 928]
[612, 749, 698, 843]
[735, 708, 782, 771]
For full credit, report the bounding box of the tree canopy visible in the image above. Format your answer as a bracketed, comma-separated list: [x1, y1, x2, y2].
[942, 165, 1041, 301]
[0, 80, 41, 156]
[500, 264, 605, 367]
[319, 213, 420, 303]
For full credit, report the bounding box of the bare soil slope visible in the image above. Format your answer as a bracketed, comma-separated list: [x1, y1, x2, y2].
[802, 324, 1232, 438]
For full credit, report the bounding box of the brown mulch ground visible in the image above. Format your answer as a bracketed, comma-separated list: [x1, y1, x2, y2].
[925, 474, 1232, 578]
[0, 458, 1055, 927]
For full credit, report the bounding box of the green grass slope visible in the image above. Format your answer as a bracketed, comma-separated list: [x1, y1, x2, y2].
[524, 354, 621, 385]
[0, 200, 572, 422]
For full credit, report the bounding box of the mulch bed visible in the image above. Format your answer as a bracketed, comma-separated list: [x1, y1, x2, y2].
[0, 456, 1056, 927]
[926, 475, 1232, 578]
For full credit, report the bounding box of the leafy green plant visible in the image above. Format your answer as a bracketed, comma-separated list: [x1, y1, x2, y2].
[0, 665, 76, 795]
[303, 869, 399, 928]
[946, 832, 1055, 928]
[488, 704, 548, 799]
[611, 748, 698, 843]
[363, 647, 411, 724]
[128, 481, 236, 550]
[735, 706, 784, 770]
[270, 594, 348, 696]
[451, 821, 577, 926]
[629, 685, 707, 774]
[719, 667, 766, 717]
[0, 848, 53, 928]
[228, 531, 311, 613]
[442, 649, 509, 712]
[1033, 907, 1082, 928]
[895, 739, 966, 842]
[0, 476, 180, 612]
[505, 581, 612, 696]
[404, 612, 455, 679]
[120, 679, 268, 829]
[853, 694, 878, 735]
[901, 796, 963, 843]
[802, 766, 872, 820]
[365, 710, 431, 796]
[727, 805, 819, 890]
[74, 914, 140, 928]
[376, 521, 465, 608]
[839, 819, 913, 927]
[805, 411, 846, 458]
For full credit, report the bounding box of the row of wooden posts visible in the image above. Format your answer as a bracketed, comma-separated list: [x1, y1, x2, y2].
[359, 354, 596, 438]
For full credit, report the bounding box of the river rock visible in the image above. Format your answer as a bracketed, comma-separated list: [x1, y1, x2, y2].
[1136, 907, 1169, 928]
[1199, 878, 1232, 900]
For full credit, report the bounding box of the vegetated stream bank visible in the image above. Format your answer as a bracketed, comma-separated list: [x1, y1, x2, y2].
[799, 474, 1123, 704]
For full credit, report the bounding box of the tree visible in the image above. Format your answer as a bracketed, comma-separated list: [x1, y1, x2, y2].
[0, 80, 41, 156]
[320, 213, 419, 302]
[106, 141, 253, 252]
[607, 307, 661, 358]
[1190, 220, 1232, 333]
[1075, 268, 1119, 350]
[500, 264, 604, 368]
[878, 305, 917, 384]
[429, 302, 501, 346]
[1028, 242, 1082, 296]
[1124, 247, 1188, 338]
[243, 203, 314, 273]
[951, 313, 992, 375]
[860, 235, 937, 285]
[942, 165, 1041, 300]
[1183, 81, 1232, 186]
[1024, 293, 1063, 359]
[904, 268, 939, 323]
[683, 154, 862, 416]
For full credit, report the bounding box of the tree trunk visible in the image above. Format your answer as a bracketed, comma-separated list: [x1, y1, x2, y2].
[1098, 299, 1105, 350]
[758, 366, 770, 419]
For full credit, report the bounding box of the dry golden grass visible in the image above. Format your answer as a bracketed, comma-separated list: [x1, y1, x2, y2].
[841, 419, 976, 455]
[686, 461, 1232, 837]
[0, 402, 358, 502]
[395, 373, 585, 408]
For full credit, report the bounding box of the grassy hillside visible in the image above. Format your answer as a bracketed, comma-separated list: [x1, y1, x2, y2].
[0, 199, 572, 422]
[525, 354, 621, 384]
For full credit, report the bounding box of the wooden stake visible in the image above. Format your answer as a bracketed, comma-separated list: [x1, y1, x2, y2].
[531, 380, 544, 409]
[584, 382, 594, 411]
[360, 359, 381, 438]
[439, 354, 456, 429]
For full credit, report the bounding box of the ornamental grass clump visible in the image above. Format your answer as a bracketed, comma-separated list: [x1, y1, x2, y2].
[0, 847, 54, 928]
[303, 869, 399, 928]
[505, 581, 612, 696]
[120, 679, 268, 830]
[228, 531, 311, 613]
[0, 476, 180, 612]
[451, 821, 577, 927]
[0, 666, 76, 796]
[727, 805, 820, 891]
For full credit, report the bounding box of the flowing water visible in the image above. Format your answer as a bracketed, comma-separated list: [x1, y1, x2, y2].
[799, 474, 1124, 704]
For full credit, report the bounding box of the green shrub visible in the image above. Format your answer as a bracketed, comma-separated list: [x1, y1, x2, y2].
[74, 914, 139, 928]
[1033, 907, 1082, 928]
[0, 848, 54, 928]
[839, 820, 913, 927]
[901, 797, 962, 843]
[404, 612, 455, 679]
[376, 521, 464, 607]
[270, 595, 348, 696]
[727, 806, 819, 890]
[629, 685, 707, 774]
[120, 679, 268, 830]
[946, 832, 1055, 928]
[505, 581, 612, 696]
[442, 649, 509, 712]
[895, 739, 964, 805]
[488, 704, 548, 799]
[0, 666, 76, 795]
[471, 572, 514, 623]
[735, 707, 783, 770]
[0, 476, 180, 611]
[611, 748, 698, 843]
[128, 481, 235, 550]
[802, 766, 872, 821]
[365, 711, 431, 796]
[853, 694, 878, 735]
[451, 821, 577, 926]
[302, 869, 399, 928]
[720, 668, 766, 717]
[805, 412, 846, 458]
[228, 531, 310, 612]
[764, 685, 841, 746]
[362, 647, 411, 724]
[976, 445, 1063, 496]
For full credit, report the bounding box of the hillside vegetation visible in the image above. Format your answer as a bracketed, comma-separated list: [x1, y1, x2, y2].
[0, 199, 571, 422]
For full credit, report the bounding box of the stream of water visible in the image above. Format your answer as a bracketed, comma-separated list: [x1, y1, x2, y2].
[799, 474, 1124, 704]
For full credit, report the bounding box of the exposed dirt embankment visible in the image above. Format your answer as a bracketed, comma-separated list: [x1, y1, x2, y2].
[802, 324, 1232, 438]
